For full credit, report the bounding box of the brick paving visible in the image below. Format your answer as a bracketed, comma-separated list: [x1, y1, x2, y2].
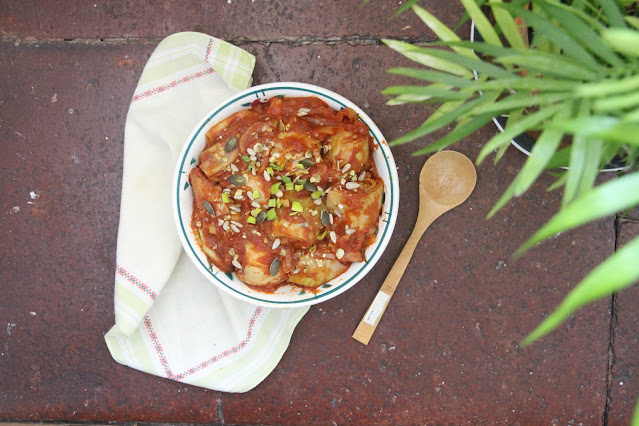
[1, 1, 637, 423]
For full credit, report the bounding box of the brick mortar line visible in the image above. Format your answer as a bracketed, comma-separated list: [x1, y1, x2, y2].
[1, 35, 436, 46]
[603, 215, 622, 424]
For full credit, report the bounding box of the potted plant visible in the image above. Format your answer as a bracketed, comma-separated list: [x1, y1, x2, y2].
[379, 0, 639, 414]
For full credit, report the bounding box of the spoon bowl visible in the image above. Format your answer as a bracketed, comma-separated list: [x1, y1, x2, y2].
[353, 151, 477, 345]
[419, 150, 477, 210]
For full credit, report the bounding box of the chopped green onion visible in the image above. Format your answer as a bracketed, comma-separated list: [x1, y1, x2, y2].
[270, 163, 283, 171]
[311, 190, 323, 200]
[266, 208, 278, 220]
[241, 155, 250, 162]
[285, 182, 294, 191]
[270, 182, 281, 195]
[248, 162, 255, 171]
[295, 184, 304, 191]
[295, 163, 305, 169]
[281, 176, 292, 184]
[266, 167, 274, 176]
[297, 179, 307, 185]
[253, 189, 260, 199]
[276, 199, 282, 208]
[291, 201, 303, 212]
[221, 193, 231, 203]
[268, 199, 277, 208]
[247, 216, 257, 224]
[251, 208, 262, 216]
[317, 230, 328, 240]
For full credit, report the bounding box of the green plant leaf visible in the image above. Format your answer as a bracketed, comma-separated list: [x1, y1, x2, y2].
[478, 92, 573, 117]
[633, 398, 639, 426]
[487, 107, 569, 218]
[598, 0, 627, 28]
[390, 0, 421, 18]
[595, 90, 639, 113]
[490, 0, 527, 49]
[387, 94, 437, 105]
[521, 235, 639, 346]
[390, 93, 498, 146]
[386, 67, 475, 88]
[497, 53, 600, 80]
[545, 147, 572, 169]
[602, 28, 639, 57]
[412, 5, 477, 58]
[494, 139, 511, 164]
[382, 39, 474, 77]
[477, 104, 564, 164]
[563, 135, 602, 207]
[552, 116, 639, 145]
[516, 171, 639, 256]
[470, 76, 578, 92]
[493, 3, 603, 69]
[538, 0, 607, 31]
[411, 113, 495, 156]
[460, 0, 502, 46]
[626, 16, 639, 31]
[547, 172, 568, 191]
[382, 85, 471, 101]
[577, 74, 639, 98]
[538, 0, 625, 67]
[386, 40, 518, 80]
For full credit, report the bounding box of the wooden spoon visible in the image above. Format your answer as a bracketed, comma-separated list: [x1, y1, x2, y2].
[352, 150, 477, 345]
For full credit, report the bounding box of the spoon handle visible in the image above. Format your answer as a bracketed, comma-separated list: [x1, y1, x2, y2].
[352, 208, 439, 345]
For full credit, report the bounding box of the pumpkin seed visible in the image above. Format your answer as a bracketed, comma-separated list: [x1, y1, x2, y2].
[228, 174, 246, 186]
[304, 181, 317, 192]
[203, 200, 215, 216]
[299, 158, 314, 168]
[255, 211, 267, 224]
[270, 258, 281, 276]
[225, 136, 238, 152]
[320, 209, 330, 227]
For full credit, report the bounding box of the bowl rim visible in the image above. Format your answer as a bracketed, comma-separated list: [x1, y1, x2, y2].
[172, 82, 399, 307]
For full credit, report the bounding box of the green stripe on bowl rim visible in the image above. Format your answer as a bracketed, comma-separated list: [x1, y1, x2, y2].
[175, 83, 398, 306]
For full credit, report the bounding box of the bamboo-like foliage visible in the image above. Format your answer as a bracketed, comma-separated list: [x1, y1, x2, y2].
[382, 0, 639, 345]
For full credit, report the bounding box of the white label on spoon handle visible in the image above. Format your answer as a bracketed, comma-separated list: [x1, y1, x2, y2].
[364, 291, 391, 326]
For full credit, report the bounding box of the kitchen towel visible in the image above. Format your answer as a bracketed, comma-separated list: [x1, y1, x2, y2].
[105, 32, 308, 393]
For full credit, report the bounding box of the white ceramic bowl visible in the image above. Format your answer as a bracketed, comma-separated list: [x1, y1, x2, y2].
[173, 82, 399, 308]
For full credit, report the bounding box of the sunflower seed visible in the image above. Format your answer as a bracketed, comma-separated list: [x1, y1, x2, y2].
[320, 209, 330, 226]
[228, 175, 246, 186]
[247, 147, 256, 156]
[232, 259, 242, 269]
[202, 200, 215, 215]
[336, 248, 345, 259]
[255, 211, 267, 224]
[342, 163, 351, 173]
[264, 170, 271, 181]
[346, 228, 356, 235]
[299, 158, 314, 168]
[230, 163, 239, 173]
[272, 238, 281, 250]
[270, 258, 281, 276]
[345, 182, 360, 190]
[330, 231, 337, 244]
[225, 136, 238, 152]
